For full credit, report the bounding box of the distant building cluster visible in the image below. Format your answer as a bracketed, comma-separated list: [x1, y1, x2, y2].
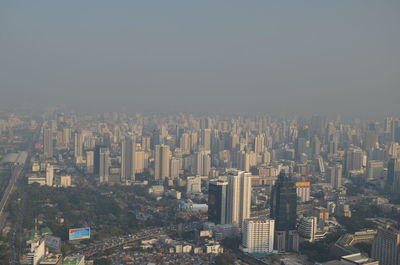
[2, 109, 399, 264]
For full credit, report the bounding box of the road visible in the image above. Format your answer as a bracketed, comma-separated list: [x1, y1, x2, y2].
[0, 165, 24, 229]
[69, 223, 202, 257]
[6, 126, 41, 265]
[70, 226, 172, 257]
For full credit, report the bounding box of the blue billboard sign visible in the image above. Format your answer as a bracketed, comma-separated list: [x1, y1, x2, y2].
[69, 228, 90, 240]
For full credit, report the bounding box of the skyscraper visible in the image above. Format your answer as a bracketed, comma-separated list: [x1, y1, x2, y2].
[154, 144, 170, 180]
[226, 171, 252, 227]
[387, 158, 400, 195]
[99, 147, 110, 183]
[237, 151, 250, 172]
[200, 129, 211, 152]
[371, 226, 400, 265]
[270, 171, 298, 252]
[328, 163, 343, 189]
[344, 148, 364, 176]
[46, 164, 54, 187]
[43, 128, 53, 159]
[135, 150, 145, 174]
[62, 127, 71, 148]
[121, 136, 136, 183]
[170, 157, 180, 179]
[74, 130, 84, 164]
[179, 133, 191, 155]
[94, 145, 107, 175]
[208, 180, 228, 225]
[254, 134, 265, 154]
[195, 151, 211, 176]
[86, 150, 94, 174]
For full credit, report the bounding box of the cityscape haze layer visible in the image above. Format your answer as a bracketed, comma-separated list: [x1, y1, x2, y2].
[0, 1, 400, 265]
[1, 1, 400, 117]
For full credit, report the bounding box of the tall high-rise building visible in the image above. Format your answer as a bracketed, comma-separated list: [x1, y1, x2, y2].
[170, 157, 180, 179]
[94, 145, 107, 175]
[254, 134, 265, 154]
[43, 128, 53, 159]
[135, 150, 145, 174]
[208, 180, 228, 225]
[237, 151, 251, 172]
[310, 136, 321, 158]
[271, 171, 297, 231]
[200, 129, 211, 152]
[387, 158, 400, 195]
[296, 182, 311, 202]
[328, 163, 343, 189]
[121, 136, 136, 183]
[271, 171, 298, 252]
[195, 151, 211, 176]
[141, 136, 151, 152]
[295, 138, 310, 161]
[190, 132, 198, 152]
[86, 150, 94, 174]
[74, 130, 84, 164]
[62, 127, 71, 148]
[344, 148, 364, 176]
[46, 164, 54, 187]
[367, 160, 384, 180]
[371, 226, 400, 265]
[241, 218, 275, 254]
[180, 133, 191, 155]
[226, 171, 252, 227]
[328, 135, 338, 155]
[99, 147, 110, 183]
[154, 144, 170, 180]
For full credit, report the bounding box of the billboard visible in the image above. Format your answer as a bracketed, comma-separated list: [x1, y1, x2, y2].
[45, 235, 61, 251]
[69, 228, 90, 240]
[296, 181, 311, 188]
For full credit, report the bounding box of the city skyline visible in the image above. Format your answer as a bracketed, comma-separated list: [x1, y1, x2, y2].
[1, 1, 400, 264]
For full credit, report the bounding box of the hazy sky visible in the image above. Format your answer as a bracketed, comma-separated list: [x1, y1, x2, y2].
[1, 1, 399, 117]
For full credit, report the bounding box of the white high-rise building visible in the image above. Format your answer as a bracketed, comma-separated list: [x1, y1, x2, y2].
[195, 151, 211, 176]
[226, 171, 252, 227]
[46, 164, 54, 187]
[296, 182, 311, 202]
[240, 218, 275, 254]
[154, 144, 170, 180]
[121, 136, 136, 183]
